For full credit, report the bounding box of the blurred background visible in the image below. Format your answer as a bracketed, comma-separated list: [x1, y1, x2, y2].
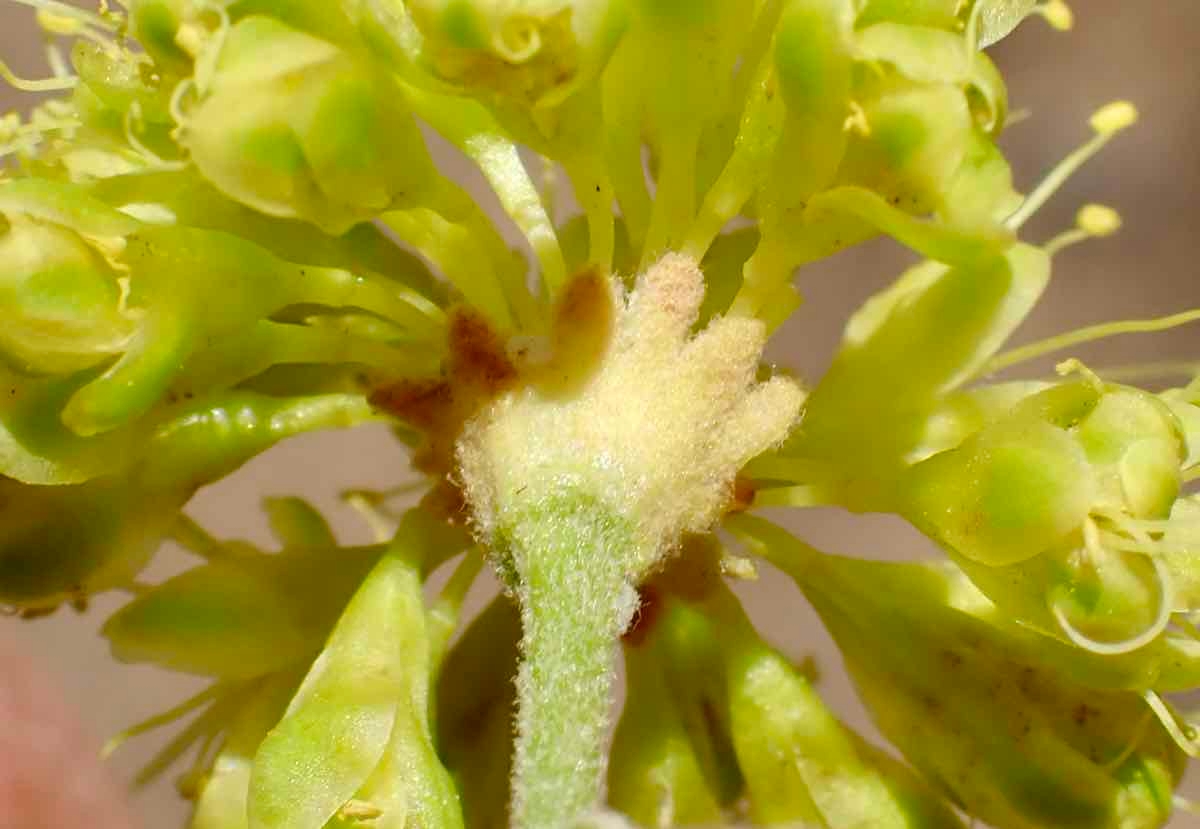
[2, 2, 1199, 826]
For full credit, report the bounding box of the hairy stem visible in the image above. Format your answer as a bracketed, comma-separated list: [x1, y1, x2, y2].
[504, 494, 638, 829]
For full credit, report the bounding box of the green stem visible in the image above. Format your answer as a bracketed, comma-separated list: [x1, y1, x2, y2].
[503, 495, 638, 829]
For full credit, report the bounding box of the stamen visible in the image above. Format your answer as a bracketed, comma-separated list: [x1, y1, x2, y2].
[6, 0, 117, 31]
[344, 492, 397, 544]
[0, 58, 76, 91]
[119, 100, 186, 170]
[0, 113, 83, 159]
[176, 723, 224, 797]
[33, 7, 120, 53]
[189, 3, 231, 95]
[1175, 615, 1200, 641]
[168, 78, 195, 130]
[1095, 529, 1172, 558]
[132, 691, 241, 787]
[102, 682, 228, 759]
[964, 0, 984, 52]
[1004, 107, 1033, 127]
[338, 801, 385, 822]
[123, 102, 160, 163]
[1043, 203, 1121, 256]
[339, 481, 428, 520]
[1101, 708, 1150, 771]
[44, 41, 69, 80]
[719, 550, 759, 580]
[1080, 514, 1106, 561]
[1050, 554, 1174, 655]
[427, 549, 485, 654]
[1005, 102, 1138, 230]
[982, 308, 1200, 376]
[1175, 795, 1200, 815]
[754, 485, 834, 508]
[1144, 690, 1200, 757]
[1033, 1, 1073, 31]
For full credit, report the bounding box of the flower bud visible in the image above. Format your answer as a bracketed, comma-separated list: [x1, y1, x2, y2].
[906, 399, 1097, 567]
[0, 474, 179, 612]
[0, 391, 374, 611]
[836, 81, 975, 220]
[70, 40, 173, 128]
[706, 583, 966, 829]
[741, 6, 1020, 321]
[736, 518, 1188, 829]
[613, 547, 968, 828]
[249, 512, 465, 829]
[854, 22, 1010, 135]
[0, 176, 440, 443]
[402, 0, 627, 107]
[0, 211, 133, 375]
[181, 16, 441, 233]
[903, 378, 1191, 651]
[124, 0, 360, 73]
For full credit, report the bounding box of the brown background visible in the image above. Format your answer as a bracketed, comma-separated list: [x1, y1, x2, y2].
[2, 2, 1199, 826]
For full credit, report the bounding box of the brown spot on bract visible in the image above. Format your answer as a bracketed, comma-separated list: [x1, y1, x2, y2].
[555, 267, 607, 332]
[370, 378, 455, 432]
[728, 475, 757, 513]
[540, 268, 615, 396]
[373, 309, 522, 475]
[448, 309, 517, 393]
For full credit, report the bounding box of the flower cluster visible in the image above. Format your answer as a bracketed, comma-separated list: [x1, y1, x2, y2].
[2, 1, 1198, 828]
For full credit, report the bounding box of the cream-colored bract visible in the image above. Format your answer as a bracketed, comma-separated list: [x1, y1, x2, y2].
[457, 253, 805, 574]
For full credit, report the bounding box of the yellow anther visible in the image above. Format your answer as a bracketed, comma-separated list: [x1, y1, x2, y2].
[1056, 357, 1105, 391]
[1008, 105, 1138, 230]
[843, 100, 871, 137]
[337, 800, 384, 821]
[1077, 203, 1121, 237]
[1037, 1, 1074, 31]
[175, 22, 210, 58]
[719, 552, 759, 581]
[36, 9, 85, 35]
[1090, 100, 1139, 136]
